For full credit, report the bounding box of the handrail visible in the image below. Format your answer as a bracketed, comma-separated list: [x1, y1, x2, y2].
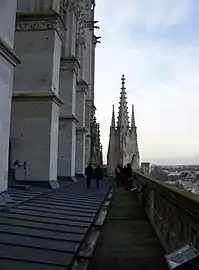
[133, 171, 199, 253]
[133, 171, 199, 212]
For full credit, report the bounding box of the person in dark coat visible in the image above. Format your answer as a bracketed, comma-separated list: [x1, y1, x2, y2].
[115, 164, 121, 187]
[124, 163, 132, 191]
[94, 165, 103, 189]
[120, 165, 125, 185]
[121, 166, 127, 187]
[85, 163, 94, 189]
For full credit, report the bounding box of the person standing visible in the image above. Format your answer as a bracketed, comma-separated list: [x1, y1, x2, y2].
[122, 166, 127, 187]
[121, 165, 126, 186]
[94, 165, 103, 189]
[125, 163, 132, 191]
[115, 164, 121, 187]
[85, 163, 94, 189]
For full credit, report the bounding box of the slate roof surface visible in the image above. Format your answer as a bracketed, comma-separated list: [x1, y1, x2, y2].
[0, 178, 111, 270]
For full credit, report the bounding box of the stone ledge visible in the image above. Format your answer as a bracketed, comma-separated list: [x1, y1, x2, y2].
[134, 171, 199, 206]
[76, 79, 89, 93]
[59, 115, 79, 123]
[76, 126, 88, 132]
[0, 38, 20, 67]
[60, 55, 80, 74]
[16, 12, 66, 41]
[12, 91, 64, 106]
[92, 104, 96, 111]
[86, 133, 92, 138]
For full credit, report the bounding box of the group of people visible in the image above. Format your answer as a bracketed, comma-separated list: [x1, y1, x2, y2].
[115, 163, 134, 191]
[85, 163, 103, 189]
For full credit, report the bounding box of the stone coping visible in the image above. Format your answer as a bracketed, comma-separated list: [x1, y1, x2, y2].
[0, 38, 20, 66]
[134, 171, 199, 217]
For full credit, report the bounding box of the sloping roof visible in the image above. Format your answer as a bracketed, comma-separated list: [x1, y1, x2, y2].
[0, 179, 111, 270]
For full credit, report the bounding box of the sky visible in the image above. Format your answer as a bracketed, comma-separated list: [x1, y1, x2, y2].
[94, 0, 199, 165]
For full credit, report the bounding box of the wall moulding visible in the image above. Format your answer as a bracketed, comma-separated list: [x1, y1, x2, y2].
[86, 133, 92, 138]
[60, 56, 80, 73]
[76, 79, 89, 93]
[76, 127, 88, 132]
[15, 12, 67, 41]
[0, 38, 20, 66]
[12, 91, 64, 106]
[59, 115, 79, 123]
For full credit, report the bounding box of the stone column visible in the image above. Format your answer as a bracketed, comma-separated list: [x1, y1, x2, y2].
[141, 162, 151, 176]
[11, 6, 64, 185]
[58, 57, 79, 180]
[75, 80, 88, 176]
[58, 5, 79, 180]
[84, 31, 98, 166]
[85, 99, 92, 166]
[75, 8, 92, 168]
[0, 0, 19, 192]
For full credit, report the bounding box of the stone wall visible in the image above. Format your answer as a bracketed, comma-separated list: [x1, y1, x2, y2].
[0, 0, 19, 192]
[133, 171, 199, 253]
[0, 0, 100, 188]
[11, 8, 63, 182]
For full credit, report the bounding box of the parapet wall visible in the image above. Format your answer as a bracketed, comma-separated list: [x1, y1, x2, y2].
[133, 171, 199, 253]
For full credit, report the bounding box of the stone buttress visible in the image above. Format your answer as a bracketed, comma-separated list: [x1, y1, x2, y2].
[58, 1, 80, 181]
[10, 0, 64, 184]
[0, 0, 19, 192]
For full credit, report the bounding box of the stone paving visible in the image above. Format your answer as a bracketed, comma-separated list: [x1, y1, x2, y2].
[90, 187, 168, 270]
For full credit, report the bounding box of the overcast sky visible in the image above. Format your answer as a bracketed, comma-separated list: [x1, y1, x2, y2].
[94, 0, 199, 165]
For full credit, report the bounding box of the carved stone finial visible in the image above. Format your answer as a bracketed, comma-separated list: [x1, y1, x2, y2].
[121, 74, 126, 89]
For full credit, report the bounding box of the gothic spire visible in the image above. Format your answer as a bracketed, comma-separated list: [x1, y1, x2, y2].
[111, 105, 115, 128]
[131, 104, 136, 128]
[117, 75, 129, 129]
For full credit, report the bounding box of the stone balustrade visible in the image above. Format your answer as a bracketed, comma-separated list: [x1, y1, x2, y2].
[133, 171, 199, 253]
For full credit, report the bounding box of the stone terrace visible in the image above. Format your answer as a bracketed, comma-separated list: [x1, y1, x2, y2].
[91, 188, 168, 270]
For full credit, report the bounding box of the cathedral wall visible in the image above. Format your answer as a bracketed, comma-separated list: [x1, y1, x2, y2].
[57, 4, 78, 179]
[58, 119, 76, 177]
[0, 0, 17, 48]
[75, 82, 87, 175]
[11, 10, 62, 182]
[11, 100, 58, 181]
[13, 30, 60, 95]
[0, 0, 18, 192]
[2, 0, 98, 187]
[0, 55, 15, 191]
[59, 68, 76, 117]
[125, 132, 133, 164]
[107, 132, 120, 175]
[17, 0, 60, 13]
[128, 131, 140, 169]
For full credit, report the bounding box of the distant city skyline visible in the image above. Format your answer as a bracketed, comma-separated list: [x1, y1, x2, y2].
[94, 0, 199, 165]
